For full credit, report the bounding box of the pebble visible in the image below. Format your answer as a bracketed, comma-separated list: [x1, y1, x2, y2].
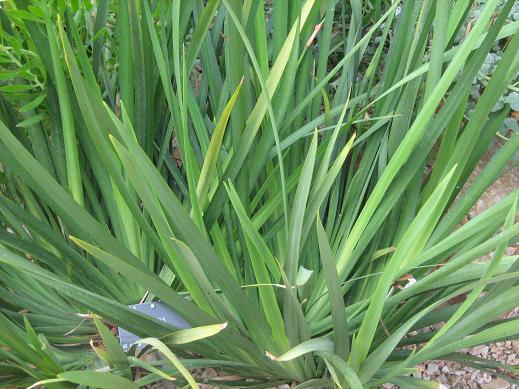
[450, 375, 464, 386]
[471, 370, 481, 381]
[427, 362, 439, 373]
[480, 377, 511, 389]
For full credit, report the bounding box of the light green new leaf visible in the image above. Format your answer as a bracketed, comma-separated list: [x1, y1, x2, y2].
[138, 338, 199, 389]
[197, 80, 243, 208]
[268, 337, 333, 362]
[160, 323, 228, 345]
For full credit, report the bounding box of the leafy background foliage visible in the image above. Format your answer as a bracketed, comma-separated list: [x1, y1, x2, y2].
[0, 0, 518, 387]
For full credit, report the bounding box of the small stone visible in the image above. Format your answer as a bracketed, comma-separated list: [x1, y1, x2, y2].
[471, 345, 484, 355]
[471, 370, 481, 381]
[512, 340, 519, 354]
[507, 353, 516, 361]
[427, 363, 439, 374]
[481, 377, 511, 389]
[441, 365, 450, 374]
[200, 368, 218, 378]
[450, 375, 463, 386]
[481, 345, 490, 357]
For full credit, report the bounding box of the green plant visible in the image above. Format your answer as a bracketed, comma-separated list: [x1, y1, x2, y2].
[0, 0, 518, 387]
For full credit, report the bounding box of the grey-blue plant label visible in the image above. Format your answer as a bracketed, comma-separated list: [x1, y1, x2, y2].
[118, 302, 190, 351]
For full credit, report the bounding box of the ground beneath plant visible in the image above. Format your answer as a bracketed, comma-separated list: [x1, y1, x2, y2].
[381, 309, 519, 389]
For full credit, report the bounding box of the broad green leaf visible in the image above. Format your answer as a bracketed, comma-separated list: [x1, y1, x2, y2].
[317, 217, 349, 359]
[48, 18, 84, 205]
[58, 371, 138, 389]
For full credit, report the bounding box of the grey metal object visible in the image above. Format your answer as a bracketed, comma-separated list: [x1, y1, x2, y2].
[118, 302, 190, 351]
